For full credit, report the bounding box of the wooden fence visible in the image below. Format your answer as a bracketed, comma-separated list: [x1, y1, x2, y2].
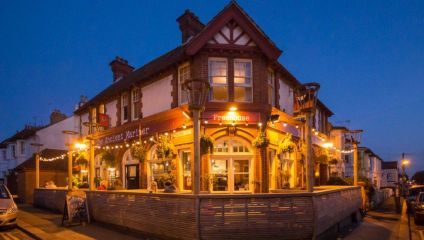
[34, 186, 361, 240]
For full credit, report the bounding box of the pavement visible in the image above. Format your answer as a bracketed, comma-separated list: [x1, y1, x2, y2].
[15, 204, 145, 240]
[343, 197, 416, 240]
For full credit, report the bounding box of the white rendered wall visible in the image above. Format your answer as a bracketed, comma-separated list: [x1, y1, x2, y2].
[36, 116, 79, 150]
[142, 75, 173, 118]
[278, 79, 293, 115]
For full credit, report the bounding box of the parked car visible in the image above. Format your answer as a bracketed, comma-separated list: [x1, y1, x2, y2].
[0, 184, 18, 228]
[415, 192, 424, 224]
[407, 185, 424, 212]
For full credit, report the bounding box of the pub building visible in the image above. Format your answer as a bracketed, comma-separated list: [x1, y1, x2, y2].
[74, 2, 333, 194]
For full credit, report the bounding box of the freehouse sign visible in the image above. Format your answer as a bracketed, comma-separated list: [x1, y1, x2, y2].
[202, 111, 260, 125]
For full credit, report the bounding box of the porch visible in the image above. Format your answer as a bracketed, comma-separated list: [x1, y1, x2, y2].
[34, 185, 361, 239]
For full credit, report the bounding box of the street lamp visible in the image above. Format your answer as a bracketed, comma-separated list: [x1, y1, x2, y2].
[30, 143, 44, 188]
[62, 130, 79, 190]
[345, 129, 363, 186]
[182, 78, 210, 195]
[294, 82, 320, 192]
[401, 153, 410, 197]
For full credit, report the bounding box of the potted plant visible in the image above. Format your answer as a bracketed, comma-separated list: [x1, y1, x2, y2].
[200, 135, 214, 155]
[157, 173, 176, 189]
[131, 142, 147, 163]
[278, 133, 294, 154]
[252, 131, 269, 149]
[101, 150, 115, 167]
[155, 137, 174, 159]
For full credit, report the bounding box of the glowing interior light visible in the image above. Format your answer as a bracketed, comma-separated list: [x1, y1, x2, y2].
[229, 106, 237, 111]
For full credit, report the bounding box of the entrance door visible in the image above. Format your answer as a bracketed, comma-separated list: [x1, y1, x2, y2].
[125, 164, 139, 189]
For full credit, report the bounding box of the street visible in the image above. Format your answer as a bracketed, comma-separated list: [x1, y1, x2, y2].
[0, 228, 33, 240]
[0, 204, 148, 240]
[344, 198, 420, 240]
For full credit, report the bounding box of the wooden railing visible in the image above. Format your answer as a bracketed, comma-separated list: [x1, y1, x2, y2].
[34, 186, 361, 240]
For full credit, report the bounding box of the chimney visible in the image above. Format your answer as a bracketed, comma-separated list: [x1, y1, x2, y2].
[109, 56, 134, 82]
[50, 109, 67, 124]
[177, 10, 204, 43]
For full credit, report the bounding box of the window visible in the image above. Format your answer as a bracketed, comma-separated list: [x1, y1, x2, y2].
[132, 88, 141, 120]
[180, 150, 192, 190]
[11, 145, 16, 158]
[209, 58, 228, 101]
[233, 160, 249, 191]
[20, 141, 25, 155]
[178, 63, 190, 105]
[234, 59, 252, 102]
[211, 159, 228, 191]
[99, 103, 105, 114]
[2, 150, 6, 160]
[267, 69, 275, 105]
[121, 93, 129, 122]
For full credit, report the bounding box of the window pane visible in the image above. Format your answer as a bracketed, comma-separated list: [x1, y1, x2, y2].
[211, 86, 228, 101]
[211, 76, 227, 84]
[211, 159, 228, 191]
[210, 61, 227, 77]
[234, 174, 249, 191]
[234, 77, 251, 84]
[179, 65, 190, 105]
[213, 174, 228, 191]
[211, 159, 228, 174]
[234, 160, 249, 173]
[234, 87, 252, 102]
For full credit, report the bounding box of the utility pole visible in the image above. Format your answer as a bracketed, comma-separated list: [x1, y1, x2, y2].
[346, 130, 363, 186]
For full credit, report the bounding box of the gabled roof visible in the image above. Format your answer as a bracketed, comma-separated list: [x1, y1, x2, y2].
[2, 126, 42, 144]
[185, 2, 282, 60]
[75, 46, 187, 114]
[14, 149, 68, 172]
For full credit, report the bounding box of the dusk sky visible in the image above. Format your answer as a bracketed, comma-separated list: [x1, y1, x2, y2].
[0, 1, 423, 175]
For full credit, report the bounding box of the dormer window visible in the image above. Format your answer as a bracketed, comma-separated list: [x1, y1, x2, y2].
[132, 88, 141, 120]
[121, 93, 129, 123]
[209, 58, 228, 102]
[234, 59, 252, 102]
[178, 63, 190, 105]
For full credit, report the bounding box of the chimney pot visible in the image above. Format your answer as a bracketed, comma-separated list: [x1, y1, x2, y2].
[110, 56, 134, 82]
[177, 10, 204, 43]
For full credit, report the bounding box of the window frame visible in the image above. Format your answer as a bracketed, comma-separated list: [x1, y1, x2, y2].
[267, 69, 275, 106]
[208, 57, 229, 102]
[131, 88, 141, 121]
[233, 58, 253, 103]
[121, 92, 129, 123]
[178, 63, 190, 106]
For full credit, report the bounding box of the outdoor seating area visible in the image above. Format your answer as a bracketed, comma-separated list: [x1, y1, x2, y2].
[34, 185, 361, 239]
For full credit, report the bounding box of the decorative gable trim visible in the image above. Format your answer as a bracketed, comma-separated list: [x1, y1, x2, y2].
[186, 2, 281, 60]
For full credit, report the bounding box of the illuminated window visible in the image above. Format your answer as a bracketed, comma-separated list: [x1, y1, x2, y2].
[267, 69, 275, 106]
[99, 103, 105, 114]
[132, 88, 141, 120]
[180, 150, 192, 191]
[91, 107, 97, 124]
[178, 63, 190, 105]
[121, 93, 129, 122]
[209, 58, 228, 101]
[234, 59, 252, 102]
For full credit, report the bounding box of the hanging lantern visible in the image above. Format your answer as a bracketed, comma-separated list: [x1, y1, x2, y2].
[293, 82, 320, 114]
[182, 78, 210, 111]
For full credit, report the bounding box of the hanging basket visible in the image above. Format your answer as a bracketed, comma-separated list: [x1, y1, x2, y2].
[130, 143, 147, 163]
[253, 131, 269, 149]
[200, 135, 214, 155]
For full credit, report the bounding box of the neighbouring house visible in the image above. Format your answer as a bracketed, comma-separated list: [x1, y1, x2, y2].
[381, 161, 399, 189]
[14, 149, 68, 204]
[0, 109, 79, 196]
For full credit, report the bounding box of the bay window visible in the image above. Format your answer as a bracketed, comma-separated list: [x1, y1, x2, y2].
[267, 69, 275, 106]
[132, 88, 141, 120]
[209, 58, 228, 101]
[234, 59, 252, 102]
[121, 93, 129, 123]
[178, 63, 190, 105]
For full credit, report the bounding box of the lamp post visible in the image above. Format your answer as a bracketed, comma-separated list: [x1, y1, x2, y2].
[63, 130, 79, 190]
[345, 130, 363, 186]
[30, 143, 44, 188]
[294, 82, 320, 192]
[401, 153, 409, 197]
[183, 78, 210, 240]
[182, 78, 210, 195]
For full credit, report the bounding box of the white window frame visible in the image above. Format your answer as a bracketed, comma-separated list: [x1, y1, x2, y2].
[210, 138, 253, 193]
[267, 69, 275, 106]
[178, 63, 190, 106]
[19, 141, 25, 155]
[208, 57, 228, 102]
[121, 92, 129, 123]
[178, 149, 192, 192]
[233, 59, 253, 103]
[131, 88, 140, 121]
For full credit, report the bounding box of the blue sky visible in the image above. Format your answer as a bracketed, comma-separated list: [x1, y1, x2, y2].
[0, 0, 423, 175]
